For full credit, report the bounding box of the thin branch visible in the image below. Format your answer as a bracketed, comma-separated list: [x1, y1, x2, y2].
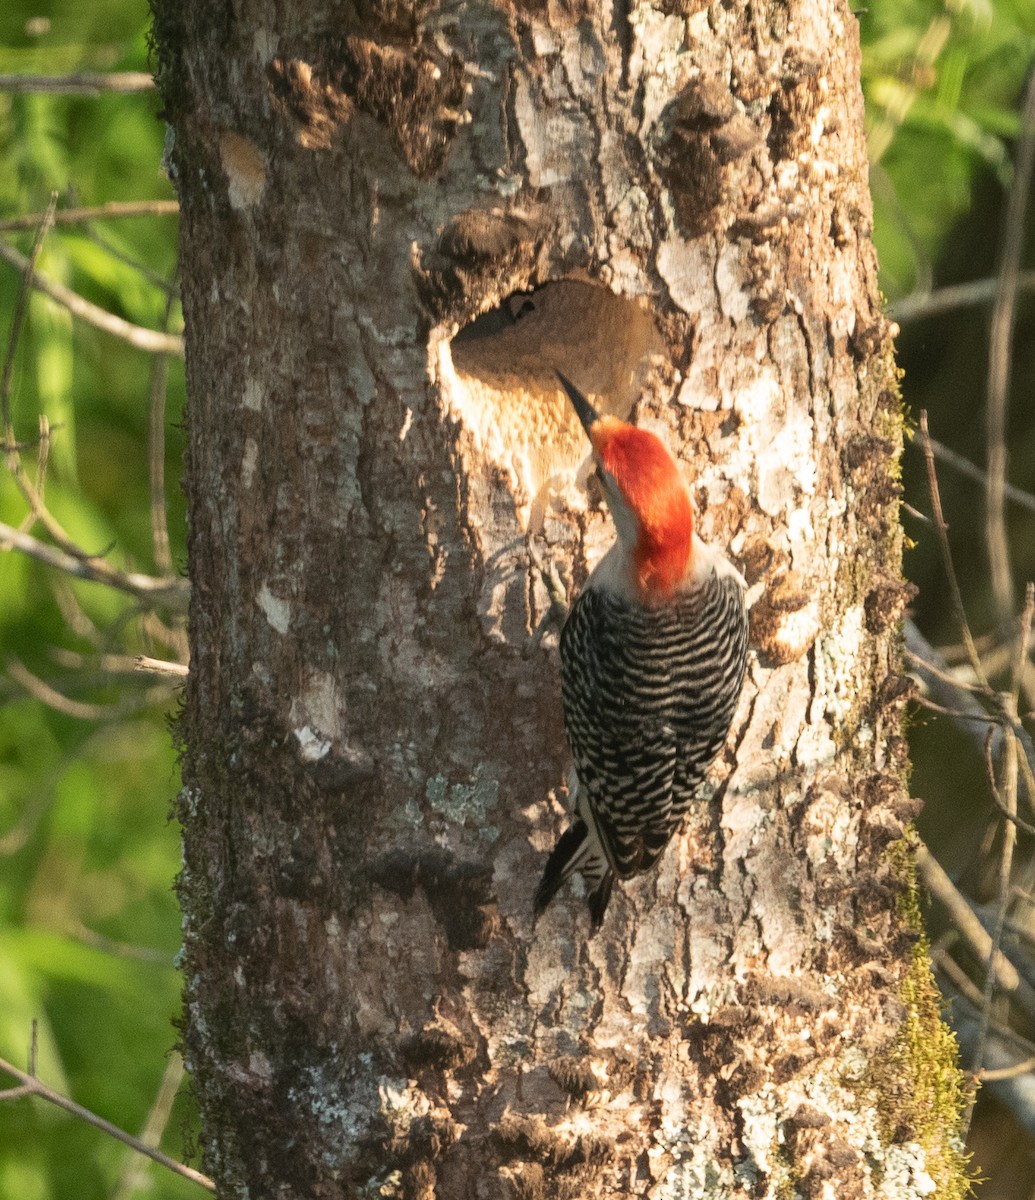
[1011, 584, 1035, 826]
[965, 711, 1019, 1134]
[0, 201, 91, 557]
[0, 240, 184, 356]
[983, 733, 1035, 836]
[978, 1057, 1035, 1082]
[0, 200, 179, 235]
[932, 944, 1024, 1038]
[911, 695, 1002, 724]
[901, 501, 933, 525]
[971, 895, 1035, 973]
[48, 647, 187, 678]
[149, 285, 178, 575]
[986, 69, 1035, 625]
[0, 218, 100, 557]
[50, 576, 102, 646]
[890, 270, 1035, 323]
[937, 629, 1003, 667]
[80, 224, 179, 298]
[0, 1053, 215, 1193]
[904, 622, 989, 699]
[0, 520, 189, 607]
[1010, 583, 1034, 704]
[0, 72, 156, 95]
[140, 609, 190, 664]
[136, 655, 189, 678]
[5, 657, 173, 721]
[113, 1053, 187, 1200]
[917, 412, 989, 688]
[1019, 742, 1035, 827]
[915, 839, 1035, 1016]
[33, 414, 51, 509]
[905, 620, 1035, 791]
[49, 647, 152, 674]
[68, 921, 176, 965]
[910, 435, 1035, 517]
[952, 1005, 1035, 1141]
[51, 188, 178, 297]
[2, 195, 57, 429]
[0, 728, 111, 856]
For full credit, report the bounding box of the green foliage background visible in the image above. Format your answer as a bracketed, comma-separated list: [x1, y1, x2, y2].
[0, 6, 192, 1198]
[0, 1, 1032, 1196]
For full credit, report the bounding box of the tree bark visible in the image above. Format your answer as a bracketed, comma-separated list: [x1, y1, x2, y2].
[153, 0, 968, 1196]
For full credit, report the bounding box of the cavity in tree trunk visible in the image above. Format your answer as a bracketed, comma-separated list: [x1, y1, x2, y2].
[152, 0, 968, 1196]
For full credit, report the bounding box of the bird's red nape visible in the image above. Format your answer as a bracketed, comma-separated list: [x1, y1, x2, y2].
[590, 416, 694, 600]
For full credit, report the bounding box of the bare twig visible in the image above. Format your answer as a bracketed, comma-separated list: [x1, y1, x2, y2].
[140, 612, 191, 671]
[901, 501, 933, 525]
[1010, 584, 1034, 703]
[0, 201, 92, 557]
[81, 224, 179, 297]
[68, 921, 175, 965]
[149, 285, 178, 575]
[2, 195, 57, 430]
[1019, 745, 1035, 826]
[0, 72, 156, 95]
[917, 412, 989, 688]
[978, 1057, 1035, 1082]
[932, 941, 981, 1005]
[983, 733, 1035, 836]
[0, 240, 183, 356]
[866, 10, 954, 166]
[48, 648, 187, 679]
[0, 219, 102, 558]
[135, 655, 189, 677]
[0, 520, 189, 607]
[904, 622, 988, 699]
[0, 1052, 215, 1192]
[50, 648, 153, 674]
[33, 414, 51, 508]
[50, 577, 101, 646]
[905, 620, 1035, 790]
[0, 200, 179, 235]
[911, 695, 1001, 724]
[1011, 584, 1035, 823]
[986, 69, 1035, 625]
[936, 629, 1003, 667]
[952, 1005, 1035, 1140]
[0, 729, 113, 855]
[966, 710, 1020, 1133]
[911, 435, 1035, 517]
[890, 270, 1035, 323]
[915, 839, 1035, 1015]
[5, 657, 173, 720]
[113, 1053, 187, 1200]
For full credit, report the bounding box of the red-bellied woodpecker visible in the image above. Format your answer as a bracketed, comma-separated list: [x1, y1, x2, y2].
[535, 374, 749, 929]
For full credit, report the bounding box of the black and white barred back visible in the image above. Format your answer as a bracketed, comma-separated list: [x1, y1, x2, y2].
[534, 567, 748, 927]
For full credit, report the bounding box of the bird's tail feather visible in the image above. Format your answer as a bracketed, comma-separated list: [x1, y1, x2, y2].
[534, 818, 615, 930]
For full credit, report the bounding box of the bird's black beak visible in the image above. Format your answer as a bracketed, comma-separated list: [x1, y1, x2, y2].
[556, 372, 601, 438]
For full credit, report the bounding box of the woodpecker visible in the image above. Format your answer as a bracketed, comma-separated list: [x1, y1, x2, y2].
[535, 374, 749, 929]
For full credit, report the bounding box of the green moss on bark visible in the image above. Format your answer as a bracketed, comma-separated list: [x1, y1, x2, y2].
[866, 840, 972, 1200]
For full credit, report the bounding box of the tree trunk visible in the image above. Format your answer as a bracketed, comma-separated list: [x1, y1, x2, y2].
[152, 0, 968, 1196]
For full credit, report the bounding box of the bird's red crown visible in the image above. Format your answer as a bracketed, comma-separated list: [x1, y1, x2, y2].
[590, 415, 694, 601]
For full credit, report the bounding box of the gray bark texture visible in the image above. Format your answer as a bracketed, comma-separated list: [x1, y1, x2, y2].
[152, 0, 968, 1196]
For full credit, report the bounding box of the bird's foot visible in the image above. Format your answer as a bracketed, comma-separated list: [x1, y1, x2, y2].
[527, 537, 569, 651]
